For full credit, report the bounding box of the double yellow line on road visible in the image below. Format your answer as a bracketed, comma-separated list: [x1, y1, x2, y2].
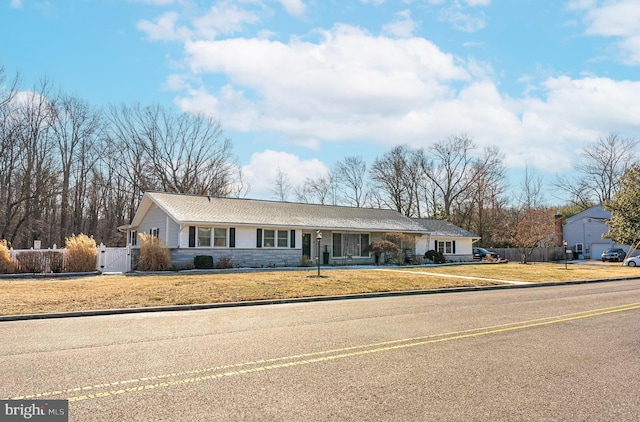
[10, 302, 640, 403]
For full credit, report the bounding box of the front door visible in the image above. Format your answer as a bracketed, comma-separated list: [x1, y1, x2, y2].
[302, 233, 311, 258]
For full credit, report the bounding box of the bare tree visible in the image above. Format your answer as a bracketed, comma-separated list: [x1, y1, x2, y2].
[50, 94, 103, 246]
[450, 146, 508, 245]
[505, 166, 555, 263]
[334, 156, 368, 207]
[369, 145, 425, 216]
[0, 78, 60, 247]
[272, 167, 292, 201]
[424, 134, 480, 218]
[554, 134, 638, 207]
[295, 174, 335, 205]
[107, 103, 239, 197]
[517, 164, 545, 210]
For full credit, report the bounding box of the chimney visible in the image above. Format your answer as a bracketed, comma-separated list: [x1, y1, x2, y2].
[555, 211, 564, 246]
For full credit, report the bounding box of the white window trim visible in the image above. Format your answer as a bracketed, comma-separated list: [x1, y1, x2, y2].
[436, 240, 455, 255]
[196, 226, 228, 248]
[262, 229, 289, 248]
[332, 232, 370, 258]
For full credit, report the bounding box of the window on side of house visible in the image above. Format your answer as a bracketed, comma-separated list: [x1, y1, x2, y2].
[263, 230, 275, 247]
[277, 230, 288, 248]
[436, 240, 454, 254]
[150, 227, 160, 238]
[197, 227, 212, 247]
[214, 228, 227, 247]
[332, 233, 370, 257]
[130, 231, 137, 246]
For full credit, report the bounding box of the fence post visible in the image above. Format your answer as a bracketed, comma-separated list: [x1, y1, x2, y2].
[97, 243, 107, 272]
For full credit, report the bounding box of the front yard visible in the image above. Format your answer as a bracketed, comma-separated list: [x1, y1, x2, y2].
[1, 262, 637, 316]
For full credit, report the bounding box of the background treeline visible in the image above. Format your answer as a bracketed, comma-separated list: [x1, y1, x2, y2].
[0, 68, 243, 249]
[1, 66, 636, 250]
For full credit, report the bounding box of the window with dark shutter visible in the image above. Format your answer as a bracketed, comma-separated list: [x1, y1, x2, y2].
[453, 241, 456, 254]
[188, 226, 196, 247]
[257, 229, 262, 248]
[230, 228, 236, 248]
[290, 230, 295, 248]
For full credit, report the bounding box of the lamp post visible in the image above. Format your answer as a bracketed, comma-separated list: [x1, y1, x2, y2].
[316, 230, 322, 277]
[563, 240, 568, 270]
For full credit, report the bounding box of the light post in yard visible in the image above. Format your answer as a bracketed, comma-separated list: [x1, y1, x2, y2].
[563, 240, 568, 270]
[316, 230, 322, 277]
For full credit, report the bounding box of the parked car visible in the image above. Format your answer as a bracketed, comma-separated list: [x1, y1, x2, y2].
[623, 255, 640, 267]
[601, 248, 626, 262]
[473, 247, 499, 260]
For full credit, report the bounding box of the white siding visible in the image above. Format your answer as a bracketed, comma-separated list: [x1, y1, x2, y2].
[137, 204, 179, 246]
[236, 227, 257, 249]
[176, 225, 304, 250]
[422, 237, 473, 256]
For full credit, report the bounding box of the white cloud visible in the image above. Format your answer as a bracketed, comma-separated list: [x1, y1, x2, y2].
[241, 150, 330, 199]
[136, 2, 640, 185]
[579, 0, 640, 64]
[137, 11, 190, 41]
[438, 7, 486, 32]
[137, 1, 261, 41]
[10, 0, 22, 8]
[168, 20, 640, 175]
[382, 9, 417, 38]
[192, 2, 261, 39]
[175, 24, 470, 148]
[278, 0, 306, 17]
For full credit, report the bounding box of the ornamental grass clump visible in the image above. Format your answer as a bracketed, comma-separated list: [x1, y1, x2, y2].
[65, 234, 98, 272]
[0, 240, 15, 274]
[138, 233, 171, 271]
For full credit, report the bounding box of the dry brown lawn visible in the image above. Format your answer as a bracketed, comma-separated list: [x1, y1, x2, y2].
[0, 261, 636, 316]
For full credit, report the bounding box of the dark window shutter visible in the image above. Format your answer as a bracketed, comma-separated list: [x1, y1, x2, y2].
[188, 226, 196, 247]
[290, 230, 295, 248]
[453, 241, 456, 254]
[230, 228, 236, 248]
[257, 229, 262, 248]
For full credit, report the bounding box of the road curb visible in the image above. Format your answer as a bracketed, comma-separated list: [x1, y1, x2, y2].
[1, 276, 637, 322]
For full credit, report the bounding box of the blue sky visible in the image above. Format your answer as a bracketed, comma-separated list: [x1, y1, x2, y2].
[3, 0, 640, 202]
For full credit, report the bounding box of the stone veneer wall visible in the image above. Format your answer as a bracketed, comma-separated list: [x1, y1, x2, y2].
[171, 248, 305, 269]
[130, 248, 379, 269]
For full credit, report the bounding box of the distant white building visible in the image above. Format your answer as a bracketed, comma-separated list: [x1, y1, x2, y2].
[562, 205, 629, 259]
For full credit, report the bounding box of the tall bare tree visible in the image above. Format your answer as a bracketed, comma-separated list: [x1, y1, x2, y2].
[50, 94, 103, 246]
[554, 134, 638, 207]
[295, 174, 335, 205]
[450, 146, 508, 245]
[107, 103, 238, 197]
[334, 156, 368, 207]
[1, 79, 60, 247]
[424, 134, 480, 218]
[271, 167, 292, 201]
[504, 166, 556, 262]
[369, 145, 425, 216]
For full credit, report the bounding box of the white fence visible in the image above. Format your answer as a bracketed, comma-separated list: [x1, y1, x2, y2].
[96, 244, 131, 273]
[8, 244, 131, 273]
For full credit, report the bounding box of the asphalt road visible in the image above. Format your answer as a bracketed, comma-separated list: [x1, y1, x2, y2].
[1, 280, 640, 421]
